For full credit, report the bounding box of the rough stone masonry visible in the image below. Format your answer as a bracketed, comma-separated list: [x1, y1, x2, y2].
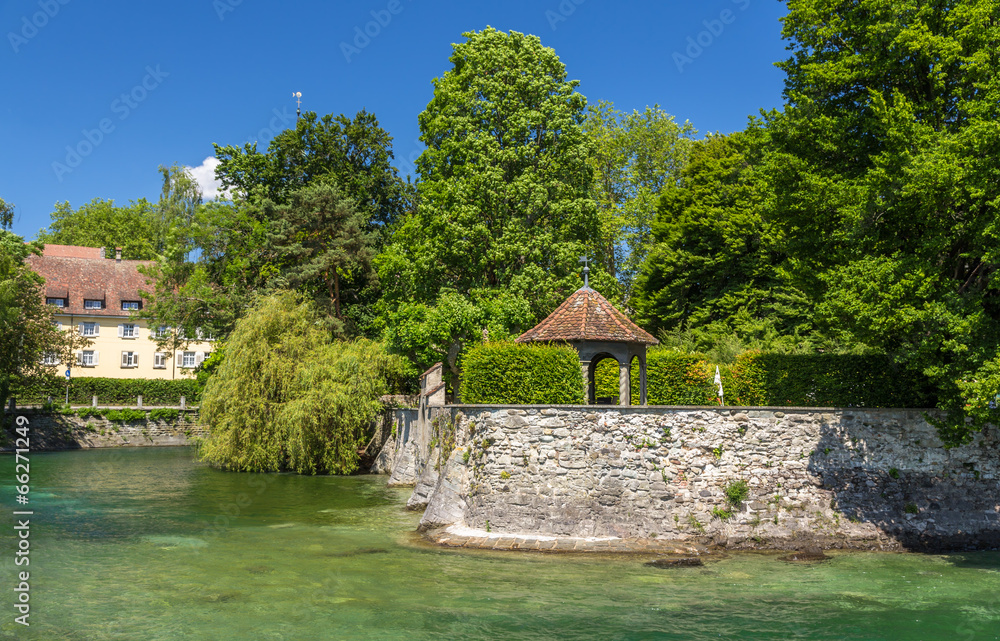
[383, 406, 1000, 551]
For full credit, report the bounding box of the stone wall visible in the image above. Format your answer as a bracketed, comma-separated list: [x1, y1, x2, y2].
[405, 405, 1000, 551]
[2, 409, 206, 450]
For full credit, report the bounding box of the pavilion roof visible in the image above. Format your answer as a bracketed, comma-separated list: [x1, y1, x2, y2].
[515, 287, 658, 345]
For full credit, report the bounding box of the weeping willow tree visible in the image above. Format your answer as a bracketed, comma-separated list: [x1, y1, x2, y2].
[198, 290, 408, 474]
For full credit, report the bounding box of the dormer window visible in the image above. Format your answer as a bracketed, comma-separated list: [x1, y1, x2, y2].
[84, 300, 103, 310]
[46, 297, 66, 307]
[121, 300, 140, 311]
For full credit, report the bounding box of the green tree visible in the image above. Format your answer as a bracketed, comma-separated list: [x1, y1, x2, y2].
[0, 230, 70, 414]
[265, 183, 375, 334]
[769, 0, 1000, 444]
[378, 27, 607, 382]
[0, 198, 12, 229]
[583, 101, 696, 301]
[633, 128, 821, 356]
[37, 198, 159, 259]
[198, 291, 409, 474]
[214, 110, 412, 247]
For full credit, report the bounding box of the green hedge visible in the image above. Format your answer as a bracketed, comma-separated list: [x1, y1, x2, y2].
[724, 352, 936, 408]
[595, 349, 716, 405]
[461, 342, 584, 404]
[9, 375, 200, 406]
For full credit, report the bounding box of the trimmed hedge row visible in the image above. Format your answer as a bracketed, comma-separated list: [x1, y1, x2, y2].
[463, 344, 932, 408]
[594, 350, 716, 405]
[9, 375, 201, 406]
[460, 342, 584, 405]
[724, 352, 936, 408]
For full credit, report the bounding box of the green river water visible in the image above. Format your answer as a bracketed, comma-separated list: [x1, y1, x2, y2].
[1, 447, 998, 640]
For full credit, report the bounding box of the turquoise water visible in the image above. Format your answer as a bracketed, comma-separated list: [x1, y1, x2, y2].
[1, 447, 998, 640]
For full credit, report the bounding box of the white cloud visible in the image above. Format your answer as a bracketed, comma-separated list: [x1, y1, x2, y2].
[186, 156, 224, 200]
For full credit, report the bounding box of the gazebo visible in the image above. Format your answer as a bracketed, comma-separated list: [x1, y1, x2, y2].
[515, 283, 659, 406]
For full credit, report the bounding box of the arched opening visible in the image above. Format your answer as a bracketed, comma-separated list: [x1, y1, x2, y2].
[590, 354, 620, 405]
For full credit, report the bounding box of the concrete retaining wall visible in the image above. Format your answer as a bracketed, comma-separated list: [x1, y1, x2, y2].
[391, 405, 1000, 551]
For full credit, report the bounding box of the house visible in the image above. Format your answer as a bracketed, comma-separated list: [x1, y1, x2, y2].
[26, 244, 214, 380]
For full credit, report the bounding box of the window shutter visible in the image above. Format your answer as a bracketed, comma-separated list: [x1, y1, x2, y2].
[118, 324, 124, 338]
[93, 323, 99, 337]
[78, 323, 84, 335]
[121, 351, 128, 367]
[133, 353, 138, 366]
[93, 351, 99, 366]
[195, 352, 205, 366]
[76, 351, 82, 365]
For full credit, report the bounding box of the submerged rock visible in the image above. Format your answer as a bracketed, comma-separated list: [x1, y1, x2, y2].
[645, 557, 704, 568]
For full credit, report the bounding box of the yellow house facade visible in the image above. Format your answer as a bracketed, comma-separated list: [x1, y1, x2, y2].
[28, 244, 213, 380]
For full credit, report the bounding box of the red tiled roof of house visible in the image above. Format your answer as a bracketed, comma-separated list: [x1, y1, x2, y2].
[38, 244, 105, 259]
[516, 287, 659, 345]
[26, 246, 154, 317]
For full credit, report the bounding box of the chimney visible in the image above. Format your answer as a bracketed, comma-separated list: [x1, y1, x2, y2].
[115, 247, 122, 262]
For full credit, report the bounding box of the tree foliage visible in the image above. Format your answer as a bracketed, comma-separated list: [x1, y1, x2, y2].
[0, 230, 72, 414]
[583, 101, 696, 301]
[214, 109, 412, 247]
[37, 198, 160, 260]
[768, 0, 1000, 444]
[198, 291, 409, 474]
[378, 27, 608, 382]
[633, 129, 821, 353]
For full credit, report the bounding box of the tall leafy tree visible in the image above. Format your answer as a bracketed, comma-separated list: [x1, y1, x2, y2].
[770, 0, 1000, 444]
[584, 101, 696, 302]
[378, 27, 606, 382]
[0, 229, 72, 414]
[633, 128, 820, 353]
[214, 110, 412, 247]
[266, 183, 375, 335]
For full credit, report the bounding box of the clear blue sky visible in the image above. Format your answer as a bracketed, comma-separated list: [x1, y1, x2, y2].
[1, 0, 790, 239]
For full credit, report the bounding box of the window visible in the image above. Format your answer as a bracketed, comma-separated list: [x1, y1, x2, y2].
[81, 322, 99, 337]
[121, 301, 140, 311]
[42, 352, 60, 365]
[79, 350, 97, 367]
[153, 352, 167, 369]
[46, 297, 65, 307]
[120, 323, 137, 339]
[182, 352, 196, 368]
[121, 351, 138, 368]
[84, 300, 103, 310]
[154, 325, 170, 339]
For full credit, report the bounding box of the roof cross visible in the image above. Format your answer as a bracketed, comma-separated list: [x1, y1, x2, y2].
[579, 256, 590, 289]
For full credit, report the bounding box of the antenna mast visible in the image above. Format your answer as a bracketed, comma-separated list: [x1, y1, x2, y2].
[293, 91, 302, 121]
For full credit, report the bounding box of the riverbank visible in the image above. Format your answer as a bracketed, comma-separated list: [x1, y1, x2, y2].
[1, 408, 205, 450]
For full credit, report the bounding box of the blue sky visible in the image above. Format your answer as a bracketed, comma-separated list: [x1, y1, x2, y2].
[1, 0, 789, 239]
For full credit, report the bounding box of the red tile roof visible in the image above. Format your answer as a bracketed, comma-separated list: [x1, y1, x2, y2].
[37, 244, 104, 259]
[516, 287, 659, 345]
[26, 246, 154, 317]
